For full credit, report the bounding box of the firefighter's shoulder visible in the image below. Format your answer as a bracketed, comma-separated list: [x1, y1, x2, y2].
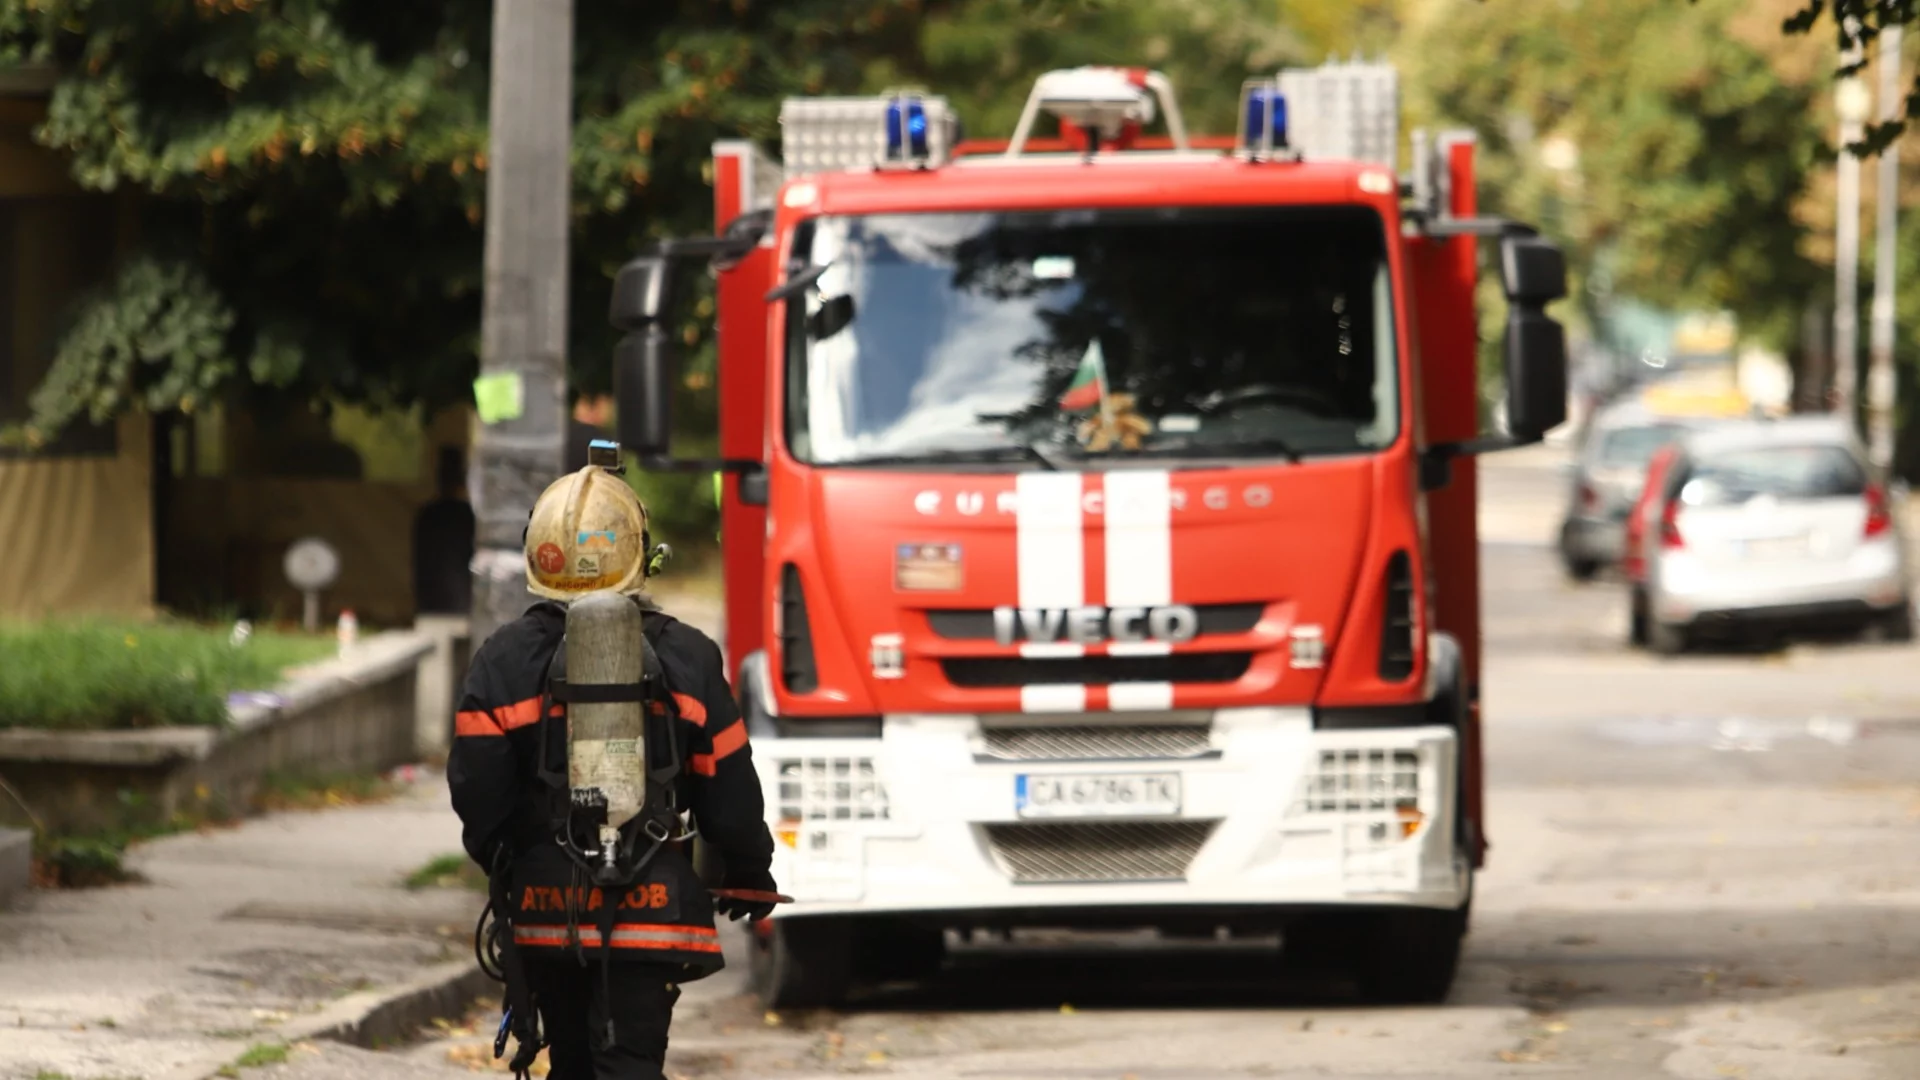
[467, 606, 565, 692]
[645, 610, 725, 673]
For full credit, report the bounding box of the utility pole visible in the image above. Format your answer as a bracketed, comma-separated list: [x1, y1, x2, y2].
[1835, 44, 1869, 425]
[1869, 25, 1903, 470]
[470, 0, 575, 645]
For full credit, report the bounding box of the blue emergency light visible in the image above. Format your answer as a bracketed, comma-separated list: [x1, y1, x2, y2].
[885, 95, 930, 160]
[1242, 86, 1287, 150]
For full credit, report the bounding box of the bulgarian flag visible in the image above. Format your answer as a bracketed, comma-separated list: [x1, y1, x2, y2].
[1058, 340, 1108, 412]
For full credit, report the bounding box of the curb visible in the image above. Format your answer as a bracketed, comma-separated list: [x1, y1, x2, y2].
[159, 960, 494, 1080]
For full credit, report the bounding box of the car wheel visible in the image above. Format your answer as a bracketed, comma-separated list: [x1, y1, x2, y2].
[1629, 588, 1649, 647]
[1565, 556, 1601, 582]
[1648, 618, 1687, 656]
[1873, 602, 1915, 644]
[750, 916, 853, 1010]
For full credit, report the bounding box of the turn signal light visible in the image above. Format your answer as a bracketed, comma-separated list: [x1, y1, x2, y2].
[1396, 806, 1425, 838]
[1865, 483, 1893, 538]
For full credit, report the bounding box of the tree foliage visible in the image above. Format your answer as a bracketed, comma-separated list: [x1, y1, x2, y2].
[1409, 0, 1829, 351]
[0, 0, 1290, 467]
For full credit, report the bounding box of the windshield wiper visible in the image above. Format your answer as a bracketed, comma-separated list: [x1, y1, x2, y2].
[1137, 436, 1304, 464]
[840, 444, 1059, 470]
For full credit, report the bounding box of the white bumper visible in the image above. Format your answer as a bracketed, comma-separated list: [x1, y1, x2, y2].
[755, 709, 1468, 919]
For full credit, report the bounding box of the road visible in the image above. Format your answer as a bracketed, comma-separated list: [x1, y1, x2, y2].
[279, 446, 1920, 1079]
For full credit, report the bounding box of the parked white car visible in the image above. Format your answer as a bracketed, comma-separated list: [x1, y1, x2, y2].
[1631, 416, 1913, 653]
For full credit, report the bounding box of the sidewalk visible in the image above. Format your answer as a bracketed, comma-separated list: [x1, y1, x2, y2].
[0, 773, 482, 1080]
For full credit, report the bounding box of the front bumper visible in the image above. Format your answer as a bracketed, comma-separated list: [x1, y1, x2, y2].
[754, 710, 1468, 920]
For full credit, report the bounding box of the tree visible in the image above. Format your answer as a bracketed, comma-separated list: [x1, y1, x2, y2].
[1406, 0, 1830, 355]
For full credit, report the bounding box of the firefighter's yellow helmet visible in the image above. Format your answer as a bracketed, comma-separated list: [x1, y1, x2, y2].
[524, 465, 651, 600]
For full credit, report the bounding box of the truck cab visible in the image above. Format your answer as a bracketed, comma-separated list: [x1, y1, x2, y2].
[611, 63, 1568, 1008]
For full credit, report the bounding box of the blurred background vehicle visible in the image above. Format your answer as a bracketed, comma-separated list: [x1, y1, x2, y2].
[1557, 402, 1707, 580]
[1623, 441, 1684, 645]
[1631, 416, 1913, 654]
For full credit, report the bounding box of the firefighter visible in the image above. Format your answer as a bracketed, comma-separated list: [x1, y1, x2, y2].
[450, 460, 777, 1080]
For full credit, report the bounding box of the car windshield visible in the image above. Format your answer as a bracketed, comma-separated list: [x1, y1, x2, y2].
[1597, 423, 1686, 467]
[1680, 444, 1867, 508]
[782, 206, 1400, 467]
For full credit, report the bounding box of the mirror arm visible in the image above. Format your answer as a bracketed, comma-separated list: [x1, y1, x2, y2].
[1419, 433, 1546, 492]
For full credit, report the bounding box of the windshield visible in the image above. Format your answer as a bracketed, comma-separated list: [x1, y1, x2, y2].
[1679, 444, 1867, 508]
[782, 206, 1400, 467]
[1596, 423, 1687, 467]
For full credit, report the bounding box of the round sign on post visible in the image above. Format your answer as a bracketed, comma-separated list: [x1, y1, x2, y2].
[284, 537, 341, 631]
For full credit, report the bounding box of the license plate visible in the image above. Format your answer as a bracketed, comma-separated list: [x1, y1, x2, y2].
[1740, 535, 1808, 560]
[1014, 773, 1181, 819]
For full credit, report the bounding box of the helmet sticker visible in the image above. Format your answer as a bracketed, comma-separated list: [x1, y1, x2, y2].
[577, 529, 617, 551]
[535, 543, 566, 575]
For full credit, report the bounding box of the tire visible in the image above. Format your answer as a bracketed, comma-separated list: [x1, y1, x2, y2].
[1647, 618, 1686, 656]
[1351, 902, 1470, 1006]
[1564, 555, 1601, 582]
[1871, 600, 1915, 643]
[851, 918, 946, 983]
[750, 916, 853, 1010]
[1629, 589, 1649, 647]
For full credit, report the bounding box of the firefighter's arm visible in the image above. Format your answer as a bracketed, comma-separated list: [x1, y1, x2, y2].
[679, 641, 776, 879]
[447, 637, 528, 869]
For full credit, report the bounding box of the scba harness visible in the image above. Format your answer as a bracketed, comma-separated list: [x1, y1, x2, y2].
[476, 604, 691, 1078]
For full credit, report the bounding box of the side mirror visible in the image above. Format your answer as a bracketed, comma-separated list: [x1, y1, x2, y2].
[1499, 232, 1567, 305]
[610, 255, 669, 333]
[1499, 233, 1569, 440]
[610, 255, 676, 458]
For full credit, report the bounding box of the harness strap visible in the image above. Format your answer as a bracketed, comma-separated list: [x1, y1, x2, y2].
[485, 848, 544, 1075]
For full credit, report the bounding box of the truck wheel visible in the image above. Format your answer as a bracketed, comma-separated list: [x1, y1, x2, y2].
[1351, 903, 1470, 1006]
[1647, 618, 1687, 656]
[852, 918, 946, 982]
[750, 916, 853, 1010]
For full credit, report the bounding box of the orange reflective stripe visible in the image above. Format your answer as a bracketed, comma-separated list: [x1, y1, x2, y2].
[671, 692, 707, 726]
[689, 721, 748, 776]
[494, 697, 544, 732]
[455, 709, 503, 737]
[511, 923, 722, 953]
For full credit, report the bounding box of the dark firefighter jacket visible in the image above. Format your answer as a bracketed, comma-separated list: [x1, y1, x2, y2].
[449, 601, 773, 979]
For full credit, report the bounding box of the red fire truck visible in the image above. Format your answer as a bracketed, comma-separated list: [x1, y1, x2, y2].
[609, 62, 1568, 1007]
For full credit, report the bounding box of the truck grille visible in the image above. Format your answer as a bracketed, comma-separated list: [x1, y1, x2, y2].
[983, 820, 1217, 883]
[941, 652, 1252, 687]
[981, 725, 1212, 761]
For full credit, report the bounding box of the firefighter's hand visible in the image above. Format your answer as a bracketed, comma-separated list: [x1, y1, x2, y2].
[715, 869, 779, 922]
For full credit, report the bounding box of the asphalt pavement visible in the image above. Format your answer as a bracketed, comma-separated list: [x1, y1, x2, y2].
[15, 442, 1920, 1079]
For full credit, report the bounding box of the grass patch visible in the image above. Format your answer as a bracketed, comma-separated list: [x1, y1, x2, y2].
[0, 619, 333, 731]
[404, 852, 488, 892]
[218, 1042, 290, 1075]
[253, 769, 394, 812]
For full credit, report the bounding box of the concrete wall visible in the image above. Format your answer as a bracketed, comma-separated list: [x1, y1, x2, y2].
[0, 633, 432, 834]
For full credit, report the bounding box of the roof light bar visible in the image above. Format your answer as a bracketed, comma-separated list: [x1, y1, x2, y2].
[778, 92, 958, 180]
[1004, 66, 1189, 156]
[1276, 60, 1399, 168]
